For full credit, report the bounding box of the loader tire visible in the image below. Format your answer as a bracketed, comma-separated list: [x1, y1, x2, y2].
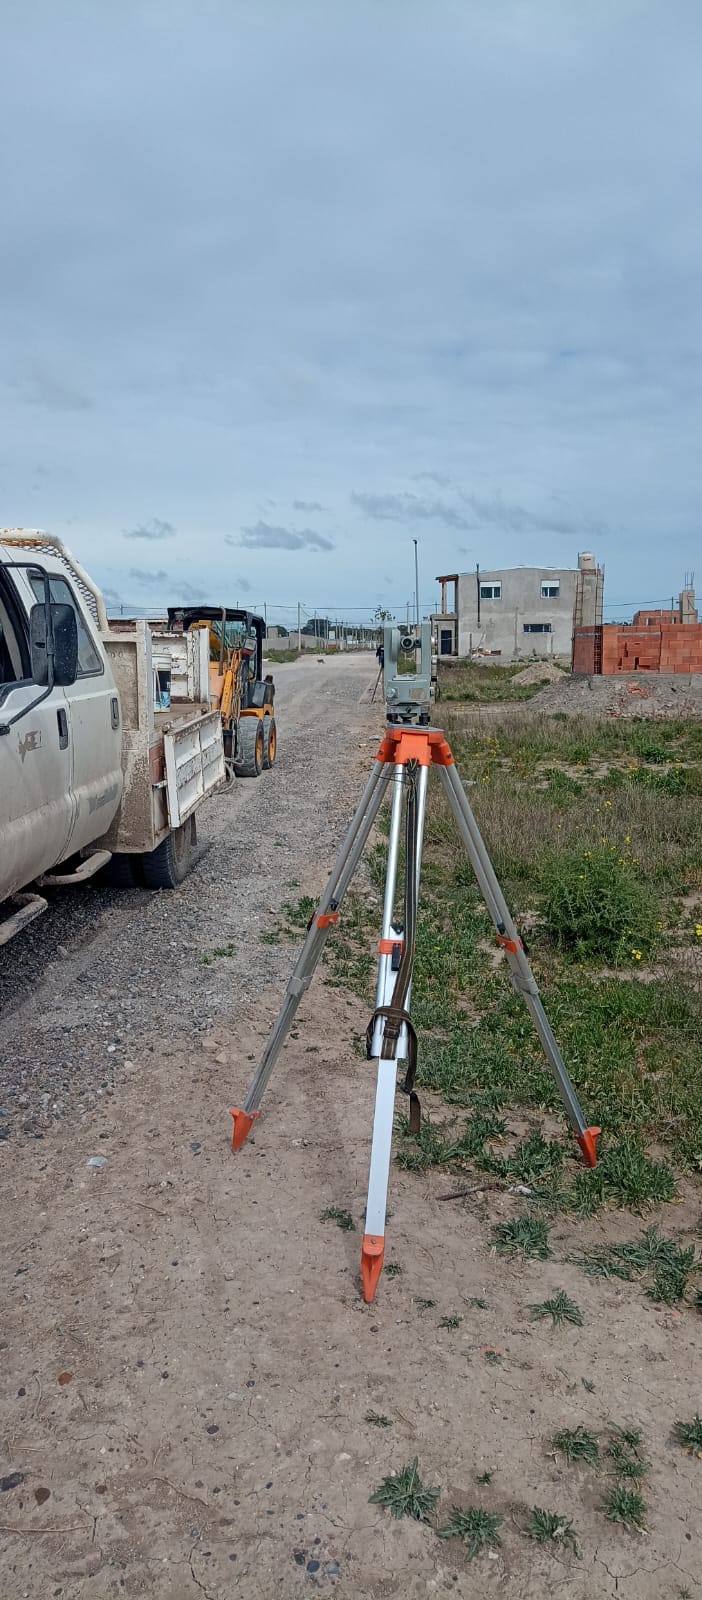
[262, 717, 277, 770]
[233, 716, 264, 777]
[142, 819, 194, 889]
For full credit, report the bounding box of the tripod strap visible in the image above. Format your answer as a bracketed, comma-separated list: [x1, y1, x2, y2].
[365, 1005, 421, 1133]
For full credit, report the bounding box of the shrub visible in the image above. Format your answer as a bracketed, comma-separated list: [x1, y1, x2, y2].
[542, 847, 657, 962]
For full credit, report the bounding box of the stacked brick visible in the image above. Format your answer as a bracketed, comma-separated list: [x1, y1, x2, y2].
[573, 621, 702, 675]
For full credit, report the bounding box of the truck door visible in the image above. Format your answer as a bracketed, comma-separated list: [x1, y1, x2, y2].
[27, 572, 123, 857]
[0, 567, 73, 899]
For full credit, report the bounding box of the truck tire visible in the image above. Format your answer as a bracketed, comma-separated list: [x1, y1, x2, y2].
[233, 717, 264, 777]
[142, 819, 193, 889]
[262, 717, 277, 770]
[103, 851, 143, 888]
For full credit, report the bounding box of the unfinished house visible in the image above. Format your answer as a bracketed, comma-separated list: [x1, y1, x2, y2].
[434, 553, 602, 660]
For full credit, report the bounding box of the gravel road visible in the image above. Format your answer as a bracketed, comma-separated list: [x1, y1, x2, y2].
[0, 652, 379, 1141]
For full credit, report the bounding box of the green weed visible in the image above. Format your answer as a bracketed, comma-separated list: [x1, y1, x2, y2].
[525, 1507, 579, 1553]
[437, 1505, 503, 1559]
[542, 847, 657, 963]
[439, 1315, 462, 1330]
[493, 1216, 551, 1260]
[602, 1485, 646, 1530]
[319, 1206, 355, 1231]
[528, 1290, 582, 1327]
[673, 1415, 702, 1457]
[369, 1458, 440, 1521]
[552, 1427, 600, 1467]
[365, 1411, 393, 1429]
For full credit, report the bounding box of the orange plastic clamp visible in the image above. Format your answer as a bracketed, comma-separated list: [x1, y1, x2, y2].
[378, 937, 403, 954]
[315, 910, 339, 928]
[496, 932, 523, 953]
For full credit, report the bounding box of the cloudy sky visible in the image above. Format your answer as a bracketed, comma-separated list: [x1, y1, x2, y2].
[2, 1, 701, 624]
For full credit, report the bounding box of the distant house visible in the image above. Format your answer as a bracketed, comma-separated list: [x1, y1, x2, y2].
[433, 553, 602, 660]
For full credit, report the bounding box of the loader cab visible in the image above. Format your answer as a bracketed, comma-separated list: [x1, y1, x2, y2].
[167, 606, 270, 711]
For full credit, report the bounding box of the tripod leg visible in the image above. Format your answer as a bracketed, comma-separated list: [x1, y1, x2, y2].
[438, 762, 599, 1165]
[361, 765, 429, 1301]
[229, 760, 391, 1147]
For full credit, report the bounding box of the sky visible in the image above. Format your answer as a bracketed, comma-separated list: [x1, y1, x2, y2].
[2, 0, 701, 626]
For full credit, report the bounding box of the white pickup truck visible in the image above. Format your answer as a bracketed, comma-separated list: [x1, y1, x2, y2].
[0, 530, 225, 946]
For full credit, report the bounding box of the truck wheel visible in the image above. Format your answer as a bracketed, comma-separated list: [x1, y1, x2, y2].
[103, 852, 143, 888]
[262, 717, 277, 769]
[142, 819, 193, 889]
[233, 717, 264, 777]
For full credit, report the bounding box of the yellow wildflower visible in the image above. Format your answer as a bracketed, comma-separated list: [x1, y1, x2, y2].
[631, 949, 642, 961]
[696, 924, 702, 938]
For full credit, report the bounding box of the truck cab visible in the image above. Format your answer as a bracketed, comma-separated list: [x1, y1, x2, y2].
[0, 538, 123, 913]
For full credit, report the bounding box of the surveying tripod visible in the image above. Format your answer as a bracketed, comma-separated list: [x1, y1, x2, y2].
[229, 625, 600, 1302]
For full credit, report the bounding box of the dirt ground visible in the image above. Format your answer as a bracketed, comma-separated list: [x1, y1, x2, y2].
[1, 655, 700, 1599]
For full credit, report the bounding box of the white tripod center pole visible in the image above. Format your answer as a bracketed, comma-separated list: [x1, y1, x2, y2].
[361, 762, 428, 1302]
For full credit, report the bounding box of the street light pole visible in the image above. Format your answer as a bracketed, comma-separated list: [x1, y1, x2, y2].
[413, 539, 420, 629]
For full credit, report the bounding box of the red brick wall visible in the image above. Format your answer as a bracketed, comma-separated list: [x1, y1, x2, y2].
[573, 622, 702, 674]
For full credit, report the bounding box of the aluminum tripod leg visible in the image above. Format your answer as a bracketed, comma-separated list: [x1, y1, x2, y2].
[361, 764, 429, 1301]
[438, 762, 599, 1164]
[229, 759, 391, 1147]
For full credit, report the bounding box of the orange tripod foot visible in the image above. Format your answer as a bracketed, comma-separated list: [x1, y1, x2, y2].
[360, 1234, 385, 1303]
[229, 1108, 259, 1150]
[576, 1126, 601, 1167]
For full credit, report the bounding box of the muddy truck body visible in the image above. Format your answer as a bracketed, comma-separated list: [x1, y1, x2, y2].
[0, 531, 224, 945]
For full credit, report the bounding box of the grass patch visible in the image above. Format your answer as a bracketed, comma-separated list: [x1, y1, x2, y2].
[673, 1415, 702, 1458]
[602, 1485, 646, 1531]
[369, 1458, 440, 1522]
[493, 1216, 550, 1260]
[525, 1507, 579, 1553]
[606, 1428, 649, 1480]
[439, 1315, 462, 1330]
[319, 1206, 355, 1231]
[437, 1505, 503, 1559]
[437, 659, 555, 704]
[566, 1139, 676, 1216]
[528, 1290, 582, 1326]
[542, 847, 657, 963]
[552, 1426, 600, 1467]
[365, 1410, 393, 1429]
[573, 1226, 698, 1302]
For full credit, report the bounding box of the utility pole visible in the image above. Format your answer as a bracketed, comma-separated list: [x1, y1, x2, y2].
[406, 599, 410, 628]
[297, 602, 301, 653]
[413, 539, 420, 629]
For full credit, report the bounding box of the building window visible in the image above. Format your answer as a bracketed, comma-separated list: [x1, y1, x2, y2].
[540, 581, 560, 598]
[479, 583, 501, 600]
[523, 622, 552, 634]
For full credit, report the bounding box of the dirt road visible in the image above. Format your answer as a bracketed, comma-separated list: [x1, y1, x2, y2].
[1, 655, 698, 1599]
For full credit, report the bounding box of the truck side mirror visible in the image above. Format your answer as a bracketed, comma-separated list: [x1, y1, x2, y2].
[29, 602, 79, 687]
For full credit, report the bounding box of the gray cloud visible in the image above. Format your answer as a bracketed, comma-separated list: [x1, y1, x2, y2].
[124, 518, 176, 542]
[351, 491, 471, 532]
[129, 567, 169, 585]
[12, 373, 92, 413]
[229, 521, 334, 552]
[458, 492, 606, 539]
[293, 499, 327, 513]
